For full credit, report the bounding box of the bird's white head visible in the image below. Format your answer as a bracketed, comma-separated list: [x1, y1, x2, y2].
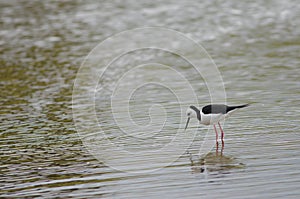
[185, 106, 199, 130]
[186, 107, 197, 119]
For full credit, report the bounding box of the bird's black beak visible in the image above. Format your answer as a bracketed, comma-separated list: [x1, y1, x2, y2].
[184, 117, 190, 130]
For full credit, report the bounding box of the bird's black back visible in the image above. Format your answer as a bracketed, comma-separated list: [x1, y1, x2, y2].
[202, 104, 249, 114]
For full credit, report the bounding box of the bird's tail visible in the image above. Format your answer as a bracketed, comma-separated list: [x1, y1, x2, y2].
[227, 104, 249, 112]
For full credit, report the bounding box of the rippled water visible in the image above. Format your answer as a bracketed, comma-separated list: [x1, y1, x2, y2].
[1, 0, 300, 198]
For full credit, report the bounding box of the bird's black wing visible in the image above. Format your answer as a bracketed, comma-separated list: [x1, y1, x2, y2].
[202, 104, 228, 114]
[226, 104, 249, 112]
[202, 104, 249, 114]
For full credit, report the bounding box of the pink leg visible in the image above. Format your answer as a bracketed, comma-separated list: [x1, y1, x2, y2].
[213, 124, 218, 144]
[221, 141, 224, 156]
[218, 122, 224, 142]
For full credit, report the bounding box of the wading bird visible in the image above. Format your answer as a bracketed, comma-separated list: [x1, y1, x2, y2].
[185, 104, 249, 144]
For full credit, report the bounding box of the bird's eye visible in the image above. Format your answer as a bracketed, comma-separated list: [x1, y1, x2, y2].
[187, 113, 191, 116]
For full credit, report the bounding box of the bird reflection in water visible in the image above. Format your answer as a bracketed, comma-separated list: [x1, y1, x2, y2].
[187, 143, 244, 174]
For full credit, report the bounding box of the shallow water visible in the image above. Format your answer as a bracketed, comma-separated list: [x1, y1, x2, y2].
[1, 0, 300, 198]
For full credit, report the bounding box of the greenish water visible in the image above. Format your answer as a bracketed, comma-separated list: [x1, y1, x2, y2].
[1, 1, 300, 198]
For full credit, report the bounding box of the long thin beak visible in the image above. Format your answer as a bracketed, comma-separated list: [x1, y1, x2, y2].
[184, 117, 190, 130]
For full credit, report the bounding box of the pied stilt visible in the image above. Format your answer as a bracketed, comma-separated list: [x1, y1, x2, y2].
[185, 104, 249, 144]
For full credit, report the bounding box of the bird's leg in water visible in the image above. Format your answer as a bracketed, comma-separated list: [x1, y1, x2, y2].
[218, 122, 224, 143]
[221, 141, 224, 156]
[213, 124, 218, 145]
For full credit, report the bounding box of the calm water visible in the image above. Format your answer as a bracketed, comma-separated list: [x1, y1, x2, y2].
[1, 0, 300, 198]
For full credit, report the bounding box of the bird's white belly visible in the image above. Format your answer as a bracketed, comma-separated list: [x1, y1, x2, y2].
[200, 113, 225, 125]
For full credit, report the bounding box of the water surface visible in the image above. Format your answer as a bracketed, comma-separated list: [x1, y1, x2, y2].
[1, 0, 300, 198]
